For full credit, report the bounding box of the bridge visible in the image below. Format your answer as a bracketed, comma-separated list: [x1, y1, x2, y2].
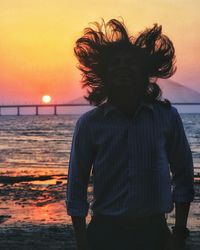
[0, 103, 199, 116]
[0, 103, 90, 116]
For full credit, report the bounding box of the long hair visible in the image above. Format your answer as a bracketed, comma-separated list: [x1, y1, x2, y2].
[74, 18, 177, 107]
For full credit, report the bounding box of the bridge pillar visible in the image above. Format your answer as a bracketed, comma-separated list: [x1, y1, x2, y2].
[17, 107, 20, 116]
[36, 106, 39, 115]
[54, 105, 57, 115]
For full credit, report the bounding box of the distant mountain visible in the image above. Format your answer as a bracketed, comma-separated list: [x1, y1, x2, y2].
[157, 79, 200, 103]
[67, 95, 90, 104]
[67, 79, 200, 104]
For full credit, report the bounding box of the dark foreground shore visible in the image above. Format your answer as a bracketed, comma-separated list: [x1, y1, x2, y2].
[0, 224, 200, 250]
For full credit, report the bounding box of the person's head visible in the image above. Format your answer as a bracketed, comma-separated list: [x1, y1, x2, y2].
[74, 18, 177, 106]
[104, 44, 149, 101]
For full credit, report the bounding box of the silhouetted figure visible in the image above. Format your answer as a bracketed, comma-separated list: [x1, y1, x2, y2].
[66, 18, 194, 250]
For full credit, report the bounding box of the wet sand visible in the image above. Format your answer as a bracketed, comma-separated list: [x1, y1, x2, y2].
[0, 168, 93, 226]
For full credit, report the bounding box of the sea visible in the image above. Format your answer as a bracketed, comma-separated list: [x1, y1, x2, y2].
[0, 113, 200, 229]
[0, 113, 199, 174]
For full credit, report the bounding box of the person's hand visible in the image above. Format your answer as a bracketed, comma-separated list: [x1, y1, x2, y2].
[171, 234, 186, 250]
[77, 242, 89, 250]
[76, 234, 89, 250]
[170, 226, 189, 250]
[71, 216, 90, 250]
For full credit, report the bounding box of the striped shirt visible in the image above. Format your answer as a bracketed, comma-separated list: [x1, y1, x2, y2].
[66, 99, 195, 217]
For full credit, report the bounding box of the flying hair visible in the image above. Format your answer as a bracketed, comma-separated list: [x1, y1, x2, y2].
[74, 17, 177, 106]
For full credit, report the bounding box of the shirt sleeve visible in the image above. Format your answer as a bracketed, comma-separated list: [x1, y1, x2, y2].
[166, 107, 195, 203]
[66, 114, 94, 216]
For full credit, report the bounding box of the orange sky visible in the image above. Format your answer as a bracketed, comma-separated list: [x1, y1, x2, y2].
[1, 0, 200, 104]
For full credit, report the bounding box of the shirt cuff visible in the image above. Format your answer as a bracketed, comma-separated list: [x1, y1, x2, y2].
[172, 187, 195, 202]
[65, 200, 90, 216]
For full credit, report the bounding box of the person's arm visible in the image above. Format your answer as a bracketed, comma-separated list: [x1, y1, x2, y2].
[166, 108, 195, 248]
[66, 115, 95, 249]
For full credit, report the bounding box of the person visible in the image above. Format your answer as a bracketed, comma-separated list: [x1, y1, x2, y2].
[66, 18, 195, 250]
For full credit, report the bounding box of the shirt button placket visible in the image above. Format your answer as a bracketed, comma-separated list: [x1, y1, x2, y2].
[127, 118, 136, 204]
[127, 119, 132, 203]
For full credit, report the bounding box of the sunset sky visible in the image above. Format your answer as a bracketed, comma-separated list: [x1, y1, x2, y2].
[1, 0, 200, 104]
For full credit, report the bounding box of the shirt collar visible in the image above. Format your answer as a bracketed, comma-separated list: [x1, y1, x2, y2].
[103, 99, 153, 117]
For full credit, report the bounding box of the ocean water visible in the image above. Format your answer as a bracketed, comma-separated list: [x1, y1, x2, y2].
[0, 113, 199, 174]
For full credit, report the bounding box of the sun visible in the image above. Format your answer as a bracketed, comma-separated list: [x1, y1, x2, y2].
[42, 95, 52, 104]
